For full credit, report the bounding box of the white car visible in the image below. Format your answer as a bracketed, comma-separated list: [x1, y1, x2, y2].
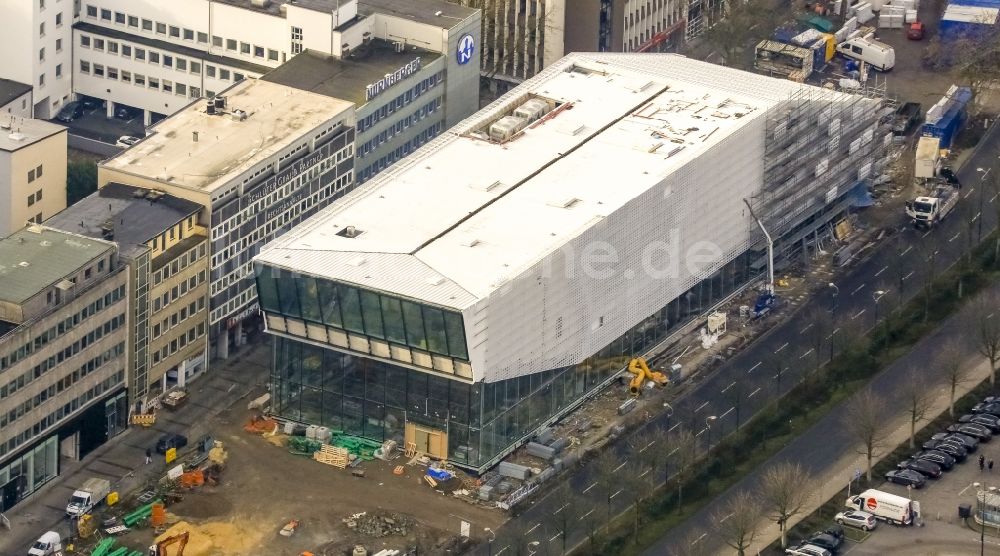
[835, 509, 878, 531]
[785, 543, 832, 556]
[115, 135, 142, 148]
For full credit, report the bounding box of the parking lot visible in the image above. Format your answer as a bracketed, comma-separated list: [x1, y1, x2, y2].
[56, 97, 146, 145]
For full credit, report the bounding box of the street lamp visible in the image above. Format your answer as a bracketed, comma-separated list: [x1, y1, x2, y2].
[706, 415, 717, 447]
[828, 282, 839, 315]
[485, 527, 496, 556]
[527, 541, 541, 556]
[975, 482, 985, 556]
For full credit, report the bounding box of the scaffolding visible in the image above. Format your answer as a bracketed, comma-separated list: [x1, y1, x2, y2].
[751, 79, 893, 269]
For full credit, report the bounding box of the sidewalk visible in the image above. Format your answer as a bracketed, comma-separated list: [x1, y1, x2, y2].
[0, 341, 270, 553]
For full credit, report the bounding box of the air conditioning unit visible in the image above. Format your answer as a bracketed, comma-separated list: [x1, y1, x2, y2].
[251, 0, 270, 8]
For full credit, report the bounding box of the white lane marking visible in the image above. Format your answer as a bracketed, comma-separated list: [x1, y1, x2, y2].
[527, 523, 541, 535]
[853, 308, 867, 320]
[554, 503, 569, 514]
[613, 461, 628, 473]
[852, 283, 866, 295]
[696, 427, 707, 437]
[972, 211, 982, 223]
[748, 361, 762, 374]
[578, 509, 594, 521]
[720, 512, 734, 523]
[550, 532, 562, 542]
[800, 323, 814, 334]
[922, 229, 933, 238]
[668, 422, 680, 432]
[722, 381, 736, 393]
[826, 327, 841, 340]
[800, 348, 815, 359]
[609, 489, 623, 500]
[901, 245, 913, 256]
[949, 232, 960, 242]
[720, 407, 735, 419]
[903, 270, 915, 281]
[691, 533, 708, 545]
[583, 482, 598, 494]
[775, 342, 789, 353]
[749, 387, 761, 398]
[696, 401, 709, 412]
[875, 265, 888, 277]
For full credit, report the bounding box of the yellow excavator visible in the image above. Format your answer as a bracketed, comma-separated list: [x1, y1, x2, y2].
[626, 357, 667, 395]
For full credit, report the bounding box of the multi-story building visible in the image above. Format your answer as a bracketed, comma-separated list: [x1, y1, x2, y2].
[0, 226, 128, 511]
[254, 53, 889, 473]
[98, 78, 355, 360]
[0, 79, 34, 119]
[47, 183, 207, 413]
[70, 0, 479, 127]
[0, 118, 67, 237]
[0, 0, 74, 119]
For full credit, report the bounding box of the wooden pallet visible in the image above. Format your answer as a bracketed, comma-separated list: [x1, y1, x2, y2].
[313, 445, 349, 468]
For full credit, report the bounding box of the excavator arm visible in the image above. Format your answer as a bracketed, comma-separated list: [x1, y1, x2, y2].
[154, 531, 189, 556]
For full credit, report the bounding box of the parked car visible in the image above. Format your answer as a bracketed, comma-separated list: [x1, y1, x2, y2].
[806, 531, 841, 552]
[972, 401, 1000, 416]
[822, 524, 845, 541]
[907, 21, 925, 40]
[79, 95, 102, 111]
[947, 423, 993, 442]
[115, 105, 140, 120]
[932, 431, 979, 452]
[912, 449, 956, 470]
[785, 544, 832, 556]
[54, 101, 83, 123]
[960, 413, 1000, 432]
[116, 135, 142, 148]
[834, 510, 877, 531]
[885, 468, 927, 488]
[922, 438, 968, 460]
[897, 458, 942, 478]
[154, 433, 188, 454]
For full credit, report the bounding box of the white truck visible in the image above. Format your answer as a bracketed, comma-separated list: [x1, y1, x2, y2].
[65, 477, 111, 517]
[27, 531, 63, 556]
[845, 489, 920, 525]
[905, 182, 960, 229]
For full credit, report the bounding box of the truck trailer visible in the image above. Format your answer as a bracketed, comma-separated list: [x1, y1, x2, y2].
[845, 489, 920, 525]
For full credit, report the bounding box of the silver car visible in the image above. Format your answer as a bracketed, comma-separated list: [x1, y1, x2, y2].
[785, 543, 832, 556]
[835, 509, 878, 531]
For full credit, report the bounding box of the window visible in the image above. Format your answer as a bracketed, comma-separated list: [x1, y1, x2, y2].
[114, 11, 125, 24]
[226, 39, 237, 51]
[28, 193, 35, 206]
[39, 22, 44, 37]
[121, 70, 131, 83]
[205, 65, 216, 78]
[93, 38, 104, 50]
[55, 64, 61, 78]
[169, 26, 180, 38]
[55, 12, 62, 26]
[292, 26, 303, 40]
[80, 60, 90, 73]
[39, 48, 44, 62]
[254, 45, 264, 58]
[107, 67, 117, 80]
[212, 36, 222, 47]
[135, 48, 145, 61]
[85, 5, 96, 17]
[163, 55, 172, 68]
[122, 44, 131, 57]
[128, 15, 138, 27]
[190, 86, 201, 98]
[148, 77, 159, 89]
[176, 83, 186, 96]
[268, 49, 279, 61]
[38, 73, 44, 87]
[183, 28, 194, 40]
[55, 38, 62, 52]
[36, 165, 43, 178]
[107, 41, 118, 54]
[92, 64, 103, 77]
[240, 42, 251, 55]
[156, 22, 166, 34]
[27, 169, 36, 183]
[100, 8, 110, 20]
[197, 31, 208, 43]
[234, 72, 244, 82]
[149, 52, 160, 64]
[219, 69, 230, 80]
[176, 58, 186, 71]
[190, 61, 200, 73]
[142, 19, 152, 31]
[80, 35, 90, 48]
[162, 80, 172, 93]
[134, 74, 145, 86]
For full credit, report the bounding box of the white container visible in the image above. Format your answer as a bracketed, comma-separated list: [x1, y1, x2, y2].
[316, 426, 331, 442]
[305, 424, 318, 439]
[905, 9, 917, 22]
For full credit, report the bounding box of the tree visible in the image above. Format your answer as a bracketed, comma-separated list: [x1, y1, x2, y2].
[975, 291, 1000, 386]
[762, 351, 790, 395]
[900, 371, 935, 448]
[577, 492, 605, 554]
[593, 449, 622, 523]
[664, 427, 700, 511]
[67, 159, 98, 205]
[952, 27, 1000, 114]
[759, 461, 812, 548]
[711, 489, 764, 556]
[544, 481, 579, 555]
[803, 307, 834, 368]
[668, 530, 712, 556]
[620, 458, 656, 544]
[702, 0, 778, 68]
[843, 388, 890, 481]
[939, 339, 973, 417]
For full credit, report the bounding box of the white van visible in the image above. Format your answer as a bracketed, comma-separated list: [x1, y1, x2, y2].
[845, 489, 919, 525]
[837, 37, 896, 71]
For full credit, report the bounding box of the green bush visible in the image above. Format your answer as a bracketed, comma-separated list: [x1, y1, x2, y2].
[67, 159, 97, 205]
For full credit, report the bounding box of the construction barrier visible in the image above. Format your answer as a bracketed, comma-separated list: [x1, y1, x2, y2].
[131, 414, 156, 427]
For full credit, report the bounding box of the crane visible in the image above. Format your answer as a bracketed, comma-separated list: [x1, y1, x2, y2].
[742, 198, 777, 318]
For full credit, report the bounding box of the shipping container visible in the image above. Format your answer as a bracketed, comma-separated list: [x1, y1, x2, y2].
[921, 86, 972, 148]
[939, 4, 999, 40]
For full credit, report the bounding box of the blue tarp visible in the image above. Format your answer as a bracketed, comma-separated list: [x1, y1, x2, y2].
[922, 86, 973, 148]
[950, 0, 1000, 7]
[850, 183, 875, 207]
[426, 468, 454, 481]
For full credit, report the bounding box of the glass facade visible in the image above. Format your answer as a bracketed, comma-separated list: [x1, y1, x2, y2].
[0, 435, 58, 511]
[269, 252, 755, 472]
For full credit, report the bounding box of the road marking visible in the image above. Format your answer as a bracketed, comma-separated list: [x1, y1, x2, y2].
[852, 283, 866, 295]
[965, 188, 975, 199]
[772, 373, 780, 379]
[972, 211, 982, 223]
[696, 401, 709, 412]
[639, 468, 651, 478]
[748, 361, 761, 374]
[613, 461, 628, 473]
[691, 533, 707, 545]
[550, 532, 562, 542]
[991, 193, 998, 203]
[666, 447, 679, 458]
[554, 503, 569, 514]
[527, 523, 541, 535]
[639, 440, 656, 453]
[578, 509, 594, 521]
[800, 323, 814, 334]
[875, 265, 888, 277]
[749, 387, 761, 398]
[496, 547, 509, 555]
[668, 422, 680, 432]
[610, 489, 623, 500]
[903, 270, 915, 281]
[720, 512, 734, 523]
[901, 245, 913, 256]
[800, 348, 814, 359]
[950, 232, 960, 242]
[852, 308, 867, 320]
[583, 482, 598, 494]
[722, 381, 736, 393]
[696, 427, 707, 437]
[922, 229, 933, 238]
[720, 407, 734, 419]
[826, 327, 841, 340]
[775, 342, 789, 353]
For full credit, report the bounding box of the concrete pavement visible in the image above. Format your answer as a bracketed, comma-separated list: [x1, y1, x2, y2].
[0, 341, 270, 554]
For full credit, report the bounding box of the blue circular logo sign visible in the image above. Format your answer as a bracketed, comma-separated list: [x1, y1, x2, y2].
[457, 34, 476, 66]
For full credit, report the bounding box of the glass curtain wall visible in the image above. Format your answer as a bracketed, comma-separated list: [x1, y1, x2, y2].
[0, 435, 58, 510]
[270, 252, 755, 471]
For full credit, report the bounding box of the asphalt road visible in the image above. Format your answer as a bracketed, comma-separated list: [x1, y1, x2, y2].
[474, 120, 1000, 556]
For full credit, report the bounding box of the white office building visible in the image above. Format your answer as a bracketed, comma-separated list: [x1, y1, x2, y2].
[0, 0, 74, 119]
[253, 53, 890, 472]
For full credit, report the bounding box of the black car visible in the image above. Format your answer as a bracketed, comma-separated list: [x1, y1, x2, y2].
[823, 524, 844, 541]
[155, 433, 188, 454]
[932, 431, 979, 452]
[960, 413, 1000, 432]
[885, 468, 926, 488]
[55, 101, 83, 123]
[897, 458, 942, 478]
[806, 531, 841, 553]
[115, 105, 140, 121]
[922, 438, 968, 460]
[911, 450, 956, 470]
[972, 401, 1000, 416]
[948, 423, 993, 442]
[78, 95, 102, 111]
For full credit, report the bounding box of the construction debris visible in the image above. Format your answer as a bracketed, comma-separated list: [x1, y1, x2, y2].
[346, 512, 413, 538]
[280, 520, 300, 537]
[313, 445, 350, 468]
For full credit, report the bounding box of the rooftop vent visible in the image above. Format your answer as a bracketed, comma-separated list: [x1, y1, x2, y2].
[250, 0, 270, 8]
[231, 109, 248, 122]
[489, 116, 528, 142]
[40, 240, 51, 247]
[347, 256, 367, 267]
[146, 190, 166, 201]
[25, 224, 43, 234]
[547, 197, 581, 209]
[337, 226, 363, 238]
[18, 261, 30, 268]
[0, 121, 10, 130]
[459, 237, 480, 247]
[426, 275, 445, 286]
[470, 180, 503, 193]
[7, 132, 26, 142]
[56, 279, 74, 291]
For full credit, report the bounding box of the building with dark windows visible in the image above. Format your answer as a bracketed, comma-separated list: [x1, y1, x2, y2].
[97, 78, 356, 361]
[0, 226, 128, 511]
[254, 53, 889, 472]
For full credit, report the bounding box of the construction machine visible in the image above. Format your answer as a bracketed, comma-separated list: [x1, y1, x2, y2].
[148, 531, 189, 556]
[626, 357, 667, 395]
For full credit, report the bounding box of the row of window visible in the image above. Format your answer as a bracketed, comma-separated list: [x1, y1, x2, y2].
[357, 122, 443, 183]
[358, 98, 442, 157]
[152, 296, 205, 342]
[357, 72, 445, 133]
[0, 285, 125, 374]
[152, 322, 207, 365]
[26, 188, 43, 208]
[27, 165, 44, 184]
[0, 342, 125, 431]
[152, 242, 207, 287]
[0, 370, 124, 459]
[83, 4, 285, 62]
[153, 270, 207, 315]
[79, 59, 207, 98]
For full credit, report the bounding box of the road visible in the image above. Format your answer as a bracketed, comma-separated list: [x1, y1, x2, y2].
[474, 119, 1000, 556]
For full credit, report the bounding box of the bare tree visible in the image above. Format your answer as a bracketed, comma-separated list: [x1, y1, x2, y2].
[702, 0, 778, 68]
[975, 291, 1000, 386]
[668, 530, 712, 556]
[620, 458, 656, 544]
[900, 371, 936, 448]
[762, 351, 790, 395]
[664, 427, 700, 511]
[629, 427, 662, 481]
[545, 481, 579, 555]
[577, 492, 605, 554]
[593, 449, 622, 523]
[759, 461, 813, 549]
[711, 489, 764, 556]
[843, 388, 890, 481]
[803, 307, 834, 368]
[939, 339, 974, 417]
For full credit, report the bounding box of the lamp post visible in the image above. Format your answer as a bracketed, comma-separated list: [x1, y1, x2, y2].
[828, 282, 839, 315]
[485, 527, 496, 556]
[975, 482, 985, 556]
[706, 415, 717, 447]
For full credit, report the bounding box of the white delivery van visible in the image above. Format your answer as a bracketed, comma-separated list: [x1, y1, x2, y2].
[27, 531, 63, 556]
[837, 37, 896, 71]
[845, 489, 919, 525]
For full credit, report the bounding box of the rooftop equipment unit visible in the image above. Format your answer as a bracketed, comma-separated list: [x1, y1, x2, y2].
[215, 96, 226, 110]
[206, 101, 216, 115]
[251, 0, 270, 8]
[489, 116, 528, 142]
[513, 98, 551, 123]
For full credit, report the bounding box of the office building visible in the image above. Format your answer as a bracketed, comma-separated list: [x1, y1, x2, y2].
[0, 79, 34, 119]
[0, 0, 74, 119]
[70, 0, 478, 127]
[47, 184, 207, 413]
[0, 118, 68, 237]
[0, 226, 128, 511]
[98, 78, 355, 360]
[254, 53, 889, 472]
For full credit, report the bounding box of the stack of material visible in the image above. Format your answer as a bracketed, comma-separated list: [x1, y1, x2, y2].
[878, 5, 906, 27]
[526, 442, 557, 461]
[314, 445, 350, 468]
[332, 435, 382, 460]
[287, 436, 322, 456]
[243, 417, 278, 435]
[498, 461, 531, 480]
[374, 440, 397, 460]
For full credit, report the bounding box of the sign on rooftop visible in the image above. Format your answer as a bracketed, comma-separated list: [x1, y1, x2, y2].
[365, 58, 422, 102]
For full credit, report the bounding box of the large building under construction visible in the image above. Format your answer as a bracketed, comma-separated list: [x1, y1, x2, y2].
[254, 53, 890, 472]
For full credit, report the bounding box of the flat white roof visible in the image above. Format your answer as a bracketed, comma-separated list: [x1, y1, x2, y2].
[257, 53, 828, 310]
[0, 117, 65, 152]
[102, 79, 353, 192]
